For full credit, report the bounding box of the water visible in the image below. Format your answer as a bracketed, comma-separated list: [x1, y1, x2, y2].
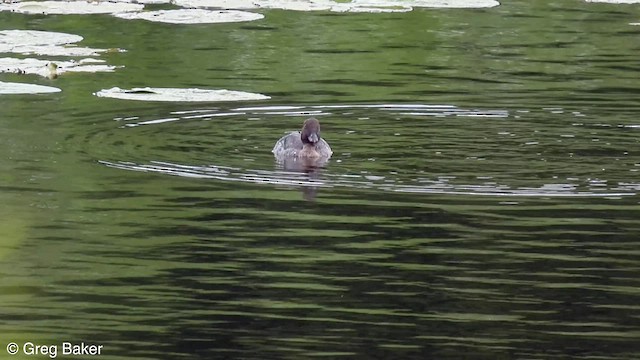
[1, 1, 640, 359]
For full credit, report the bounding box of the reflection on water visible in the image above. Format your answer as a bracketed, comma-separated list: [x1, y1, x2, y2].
[2, 1, 640, 359]
[5, 172, 639, 359]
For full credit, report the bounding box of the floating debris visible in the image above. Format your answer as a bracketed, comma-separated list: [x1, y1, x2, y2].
[46, 62, 58, 79]
[0, 0, 144, 14]
[0, 81, 61, 94]
[113, 9, 264, 24]
[94, 87, 271, 102]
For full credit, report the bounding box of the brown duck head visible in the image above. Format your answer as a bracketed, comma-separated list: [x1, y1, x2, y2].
[300, 117, 321, 145]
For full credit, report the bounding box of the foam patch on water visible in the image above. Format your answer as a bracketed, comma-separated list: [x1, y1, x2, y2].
[174, 0, 332, 11]
[0, 80, 61, 94]
[113, 9, 264, 24]
[349, 0, 499, 9]
[4, 44, 112, 57]
[94, 87, 271, 102]
[0, 30, 119, 57]
[0, 30, 82, 46]
[174, 0, 499, 12]
[586, 0, 640, 3]
[0, 57, 118, 78]
[112, 0, 173, 3]
[0, 0, 144, 14]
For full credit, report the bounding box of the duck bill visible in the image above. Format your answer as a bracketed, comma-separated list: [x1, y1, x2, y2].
[307, 132, 319, 143]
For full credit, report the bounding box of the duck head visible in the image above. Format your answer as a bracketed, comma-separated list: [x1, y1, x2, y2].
[300, 118, 321, 145]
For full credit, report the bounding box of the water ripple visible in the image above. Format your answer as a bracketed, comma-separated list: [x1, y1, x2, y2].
[98, 159, 637, 198]
[88, 103, 640, 199]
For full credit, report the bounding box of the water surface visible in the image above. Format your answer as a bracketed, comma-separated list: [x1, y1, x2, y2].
[1, 1, 640, 359]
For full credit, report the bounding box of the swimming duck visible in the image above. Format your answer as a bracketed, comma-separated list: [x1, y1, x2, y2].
[272, 117, 333, 160]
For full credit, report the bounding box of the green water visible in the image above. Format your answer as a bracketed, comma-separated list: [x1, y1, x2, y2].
[1, 1, 640, 359]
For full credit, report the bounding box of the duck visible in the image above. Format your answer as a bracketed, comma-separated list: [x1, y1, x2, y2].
[272, 117, 333, 161]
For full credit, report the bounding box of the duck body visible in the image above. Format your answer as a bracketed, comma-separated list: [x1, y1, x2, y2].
[272, 118, 333, 161]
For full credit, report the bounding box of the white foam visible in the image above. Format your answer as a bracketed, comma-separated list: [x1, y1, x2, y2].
[0, 81, 61, 94]
[0, 0, 143, 14]
[94, 87, 270, 102]
[113, 9, 264, 24]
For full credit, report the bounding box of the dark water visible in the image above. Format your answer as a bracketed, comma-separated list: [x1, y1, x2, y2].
[1, 1, 640, 359]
